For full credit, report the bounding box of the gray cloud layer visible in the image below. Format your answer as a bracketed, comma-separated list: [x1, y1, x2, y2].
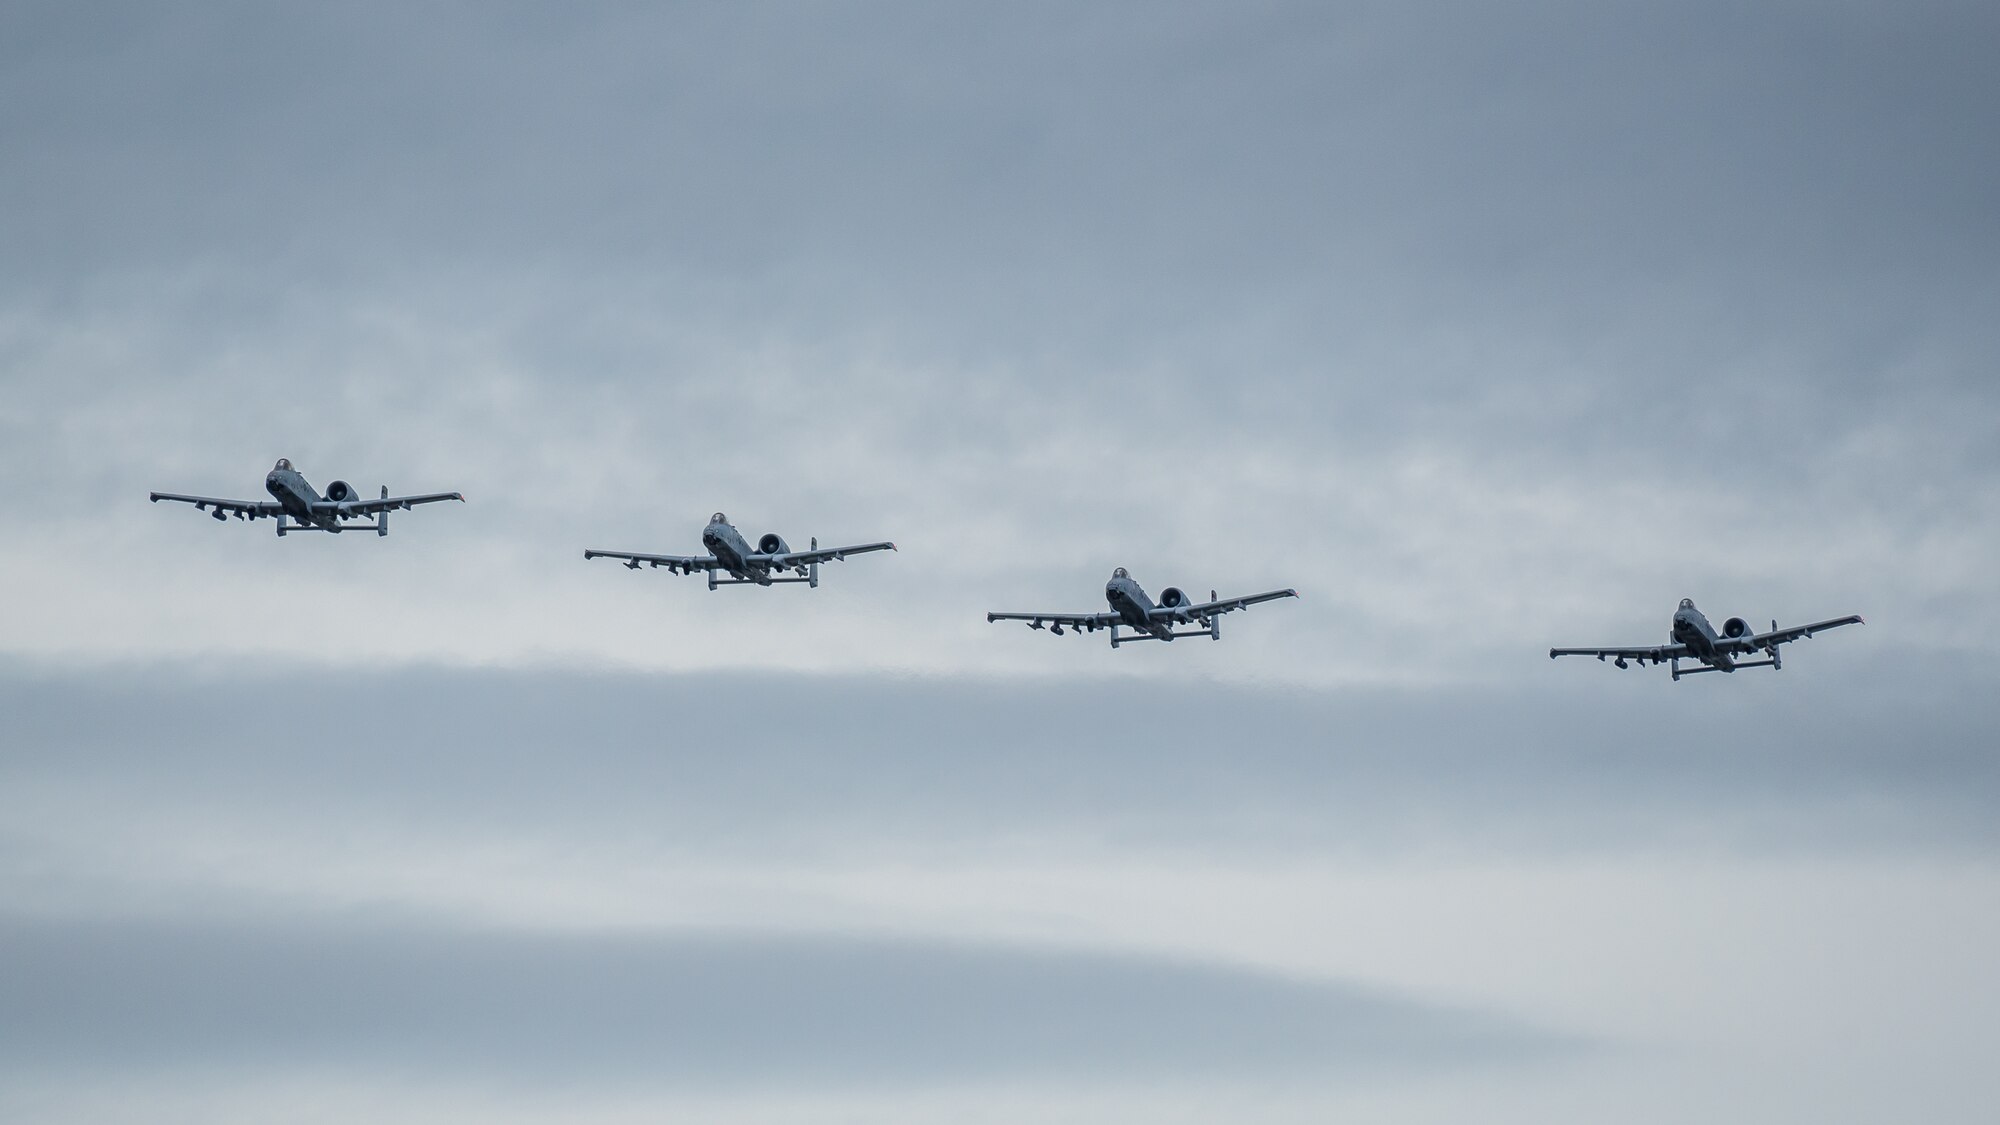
[6, 656, 1995, 859]
[7, 0, 1994, 428]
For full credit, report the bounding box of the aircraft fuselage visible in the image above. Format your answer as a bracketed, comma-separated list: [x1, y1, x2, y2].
[1106, 572, 1172, 640]
[702, 518, 770, 584]
[1671, 600, 1733, 671]
[265, 465, 337, 530]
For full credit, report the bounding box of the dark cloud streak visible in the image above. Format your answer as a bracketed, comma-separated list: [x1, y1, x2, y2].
[0, 914, 1567, 1083]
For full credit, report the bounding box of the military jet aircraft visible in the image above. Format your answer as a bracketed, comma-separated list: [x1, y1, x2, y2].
[1550, 598, 1863, 680]
[987, 567, 1298, 647]
[584, 512, 896, 589]
[150, 458, 464, 536]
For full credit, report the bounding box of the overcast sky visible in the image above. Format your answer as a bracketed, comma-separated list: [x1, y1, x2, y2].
[3, 3, 1997, 1122]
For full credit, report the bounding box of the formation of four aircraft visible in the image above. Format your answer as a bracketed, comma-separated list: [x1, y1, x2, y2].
[151, 459, 1864, 676]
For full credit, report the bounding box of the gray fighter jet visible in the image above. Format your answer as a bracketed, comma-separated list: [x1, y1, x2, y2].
[987, 567, 1299, 648]
[585, 512, 896, 589]
[1550, 598, 1863, 680]
[150, 458, 464, 536]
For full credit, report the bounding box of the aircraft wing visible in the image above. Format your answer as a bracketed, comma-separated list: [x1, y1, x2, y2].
[986, 609, 1121, 633]
[583, 549, 722, 574]
[1164, 588, 1300, 621]
[312, 491, 464, 517]
[1548, 643, 1690, 664]
[1732, 615, 1865, 653]
[753, 541, 898, 569]
[149, 492, 283, 519]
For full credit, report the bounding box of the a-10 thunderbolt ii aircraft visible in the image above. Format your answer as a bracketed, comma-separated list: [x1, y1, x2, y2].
[149, 458, 464, 536]
[987, 567, 1299, 647]
[584, 512, 896, 589]
[1549, 598, 1863, 680]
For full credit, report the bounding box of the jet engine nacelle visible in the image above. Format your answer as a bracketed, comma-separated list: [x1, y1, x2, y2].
[1158, 587, 1191, 609]
[1723, 617, 1753, 639]
[324, 480, 359, 503]
[758, 533, 792, 556]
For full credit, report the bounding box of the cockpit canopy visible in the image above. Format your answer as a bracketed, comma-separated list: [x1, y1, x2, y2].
[711, 512, 728, 524]
[273, 458, 293, 471]
[1679, 598, 1694, 609]
[1112, 567, 1129, 579]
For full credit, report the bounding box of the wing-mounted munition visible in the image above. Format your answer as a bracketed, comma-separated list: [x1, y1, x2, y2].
[1549, 598, 1863, 681]
[987, 568, 1298, 648]
[149, 458, 464, 537]
[584, 512, 896, 590]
